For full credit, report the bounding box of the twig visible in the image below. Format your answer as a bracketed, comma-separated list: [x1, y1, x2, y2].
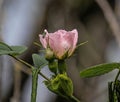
[95, 0, 120, 45]
[115, 0, 120, 21]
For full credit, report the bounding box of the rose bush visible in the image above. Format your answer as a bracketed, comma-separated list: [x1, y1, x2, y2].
[39, 29, 78, 60]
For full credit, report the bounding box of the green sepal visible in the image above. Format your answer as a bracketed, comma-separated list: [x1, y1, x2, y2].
[44, 74, 73, 97]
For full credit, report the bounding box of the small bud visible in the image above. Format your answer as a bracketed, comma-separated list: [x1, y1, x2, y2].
[45, 48, 54, 61]
[45, 74, 73, 97]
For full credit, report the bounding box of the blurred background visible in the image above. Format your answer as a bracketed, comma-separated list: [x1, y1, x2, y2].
[0, 0, 120, 102]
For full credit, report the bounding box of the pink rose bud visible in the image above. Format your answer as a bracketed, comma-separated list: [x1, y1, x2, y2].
[39, 29, 78, 60]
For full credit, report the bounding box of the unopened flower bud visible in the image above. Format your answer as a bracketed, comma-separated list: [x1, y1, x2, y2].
[45, 74, 73, 97]
[39, 29, 78, 60]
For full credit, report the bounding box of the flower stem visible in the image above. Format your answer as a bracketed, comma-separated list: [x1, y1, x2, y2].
[58, 60, 66, 74]
[108, 82, 114, 102]
[31, 68, 39, 102]
[38, 72, 50, 82]
[110, 69, 120, 102]
[10, 55, 51, 102]
[48, 60, 58, 75]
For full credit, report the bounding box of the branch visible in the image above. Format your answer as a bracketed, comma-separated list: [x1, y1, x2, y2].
[115, 0, 120, 22]
[95, 0, 120, 45]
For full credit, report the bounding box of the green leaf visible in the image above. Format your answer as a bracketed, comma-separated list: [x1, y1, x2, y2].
[10, 46, 28, 55]
[0, 50, 16, 55]
[0, 42, 13, 55]
[80, 63, 120, 78]
[0, 42, 27, 56]
[0, 42, 11, 51]
[32, 54, 48, 69]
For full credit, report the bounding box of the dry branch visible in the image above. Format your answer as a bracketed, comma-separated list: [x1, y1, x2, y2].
[95, 0, 120, 45]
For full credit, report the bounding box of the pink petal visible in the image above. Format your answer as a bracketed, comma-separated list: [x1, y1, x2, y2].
[67, 29, 78, 56]
[39, 30, 49, 48]
[49, 32, 66, 59]
[40, 29, 78, 59]
[39, 35, 47, 48]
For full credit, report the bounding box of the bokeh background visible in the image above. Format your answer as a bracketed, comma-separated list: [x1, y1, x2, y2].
[0, 0, 120, 102]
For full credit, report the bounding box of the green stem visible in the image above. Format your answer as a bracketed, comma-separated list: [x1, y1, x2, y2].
[68, 95, 80, 102]
[11, 55, 33, 68]
[31, 68, 39, 102]
[58, 60, 66, 74]
[9, 55, 51, 102]
[113, 70, 120, 92]
[38, 72, 50, 82]
[110, 70, 120, 102]
[10, 55, 50, 81]
[108, 82, 114, 102]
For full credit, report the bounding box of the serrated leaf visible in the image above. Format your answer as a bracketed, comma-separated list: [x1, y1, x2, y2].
[10, 46, 28, 55]
[80, 63, 120, 78]
[32, 54, 48, 69]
